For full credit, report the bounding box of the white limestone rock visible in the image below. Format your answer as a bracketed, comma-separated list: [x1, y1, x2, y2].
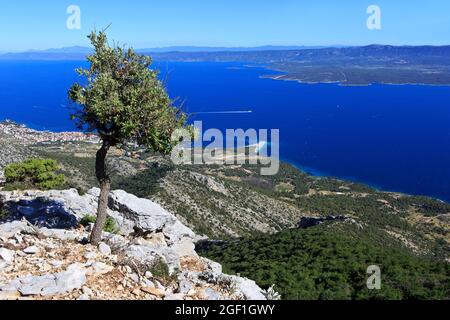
[19, 275, 57, 296]
[124, 245, 160, 265]
[0, 220, 33, 239]
[108, 190, 177, 233]
[39, 228, 81, 241]
[0, 264, 87, 297]
[98, 242, 111, 256]
[23, 245, 39, 254]
[230, 276, 266, 300]
[170, 237, 197, 257]
[177, 279, 195, 294]
[0, 248, 15, 264]
[89, 262, 114, 275]
[0, 187, 267, 300]
[83, 251, 97, 260]
[201, 287, 221, 300]
[54, 264, 87, 295]
[162, 221, 196, 245]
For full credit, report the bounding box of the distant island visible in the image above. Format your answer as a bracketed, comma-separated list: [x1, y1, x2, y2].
[2, 45, 450, 85]
[148, 45, 450, 86]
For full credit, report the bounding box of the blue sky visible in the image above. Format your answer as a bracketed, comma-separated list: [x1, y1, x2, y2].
[1, 0, 449, 51]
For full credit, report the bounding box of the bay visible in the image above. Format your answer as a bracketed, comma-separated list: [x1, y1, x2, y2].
[0, 60, 449, 202]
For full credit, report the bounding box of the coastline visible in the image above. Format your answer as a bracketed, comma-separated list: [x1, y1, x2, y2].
[259, 72, 450, 87]
[248, 61, 450, 87]
[285, 158, 449, 204]
[0, 119, 98, 144]
[2, 119, 448, 204]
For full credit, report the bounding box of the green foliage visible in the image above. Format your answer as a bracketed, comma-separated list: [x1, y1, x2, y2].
[104, 216, 119, 233]
[198, 224, 450, 300]
[149, 259, 179, 286]
[36, 149, 97, 185]
[80, 215, 118, 233]
[68, 30, 188, 152]
[149, 259, 171, 279]
[76, 187, 88, 196]
[4, 158, 65, 190]
[393, 195, 450, 217]
[80, 215, 96, 226]
[0, 207, 9, 219]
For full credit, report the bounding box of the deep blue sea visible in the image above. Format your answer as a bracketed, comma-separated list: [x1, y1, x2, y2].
[1, 60, 450, 202]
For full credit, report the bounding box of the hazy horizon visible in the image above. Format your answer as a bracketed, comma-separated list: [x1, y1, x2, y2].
[3, 43, 450, 55]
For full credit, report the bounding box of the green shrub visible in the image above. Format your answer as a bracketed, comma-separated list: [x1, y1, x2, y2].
[104, 216, 119, 233]
[4, 158, 65, 190]
[148, 259, 178, 285]
[80, 215, 118, 233]
[0, 208, 9, 219]
[79, 215, 97, 226]
[76, 187, 87, 196]
[150, 259, 170, 279]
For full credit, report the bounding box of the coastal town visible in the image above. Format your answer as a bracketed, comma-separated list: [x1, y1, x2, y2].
[0, 120, 99, 145]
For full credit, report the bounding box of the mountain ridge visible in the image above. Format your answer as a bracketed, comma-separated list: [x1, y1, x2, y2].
[1, 44, 449, 60]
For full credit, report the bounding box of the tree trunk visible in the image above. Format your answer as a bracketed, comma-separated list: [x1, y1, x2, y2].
[90, 141, 111, 245]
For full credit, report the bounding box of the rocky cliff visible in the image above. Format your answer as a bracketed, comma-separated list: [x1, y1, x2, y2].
[0, 188, 266, 300]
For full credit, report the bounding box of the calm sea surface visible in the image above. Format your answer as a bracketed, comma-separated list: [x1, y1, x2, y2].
[1, 60, 449, 201]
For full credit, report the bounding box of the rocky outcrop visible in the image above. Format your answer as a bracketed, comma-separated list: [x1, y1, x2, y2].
[0, 188, 267, 300]
[188, 172, 228, 195]
[3, 264, 87, 296]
